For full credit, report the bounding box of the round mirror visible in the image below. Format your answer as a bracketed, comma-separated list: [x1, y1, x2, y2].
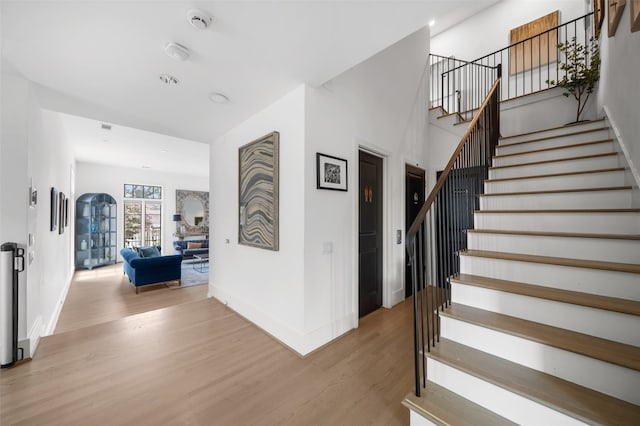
[182, 196, 204, 227]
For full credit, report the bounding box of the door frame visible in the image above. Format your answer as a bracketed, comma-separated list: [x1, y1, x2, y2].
[404, 164, 426, 298]
[353, 141, 391, 327]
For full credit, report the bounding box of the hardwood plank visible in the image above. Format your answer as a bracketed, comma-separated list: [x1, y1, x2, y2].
[499, 118, 605, 141]
[461, 249, 640, 274]
[467, 229, 640, 240]
[489, 152, 617, 170]
[54, 263, 209, 334]
[475, 208, 640, 213]
[403, 382, 517, 426]
[453, 273, 640, 316]
[485, 167, 625, 182]
[494, 139, 613, 159]
[499, 128, 609, 148]
[442, 303, 640, 371]
[479, 185, 631, 197]
[0, 294, 417, 425]
[428, 338, 640, 425]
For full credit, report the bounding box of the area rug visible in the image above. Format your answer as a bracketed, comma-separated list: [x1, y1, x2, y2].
[180, 262, 209, 288]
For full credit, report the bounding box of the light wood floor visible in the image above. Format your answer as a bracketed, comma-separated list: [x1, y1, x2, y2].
[55, 264, 208, 334]
[1, 293, 415, 425]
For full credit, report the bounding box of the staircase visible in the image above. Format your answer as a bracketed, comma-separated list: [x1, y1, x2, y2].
[405, 118, 640, 424]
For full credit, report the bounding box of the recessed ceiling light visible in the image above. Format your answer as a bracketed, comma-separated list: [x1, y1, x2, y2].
[208, 92, 229, 103]
[101, 123, 112, 130]
[187, 9, 212, 30]
[164, 42, 190, 61]
[159, 74, 179, 85]
[141, 165, 152, 169]
[160, 150, 168, 153]
[429, 20, 436, 27]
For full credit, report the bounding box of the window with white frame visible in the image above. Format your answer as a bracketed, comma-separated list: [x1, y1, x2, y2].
[123, 184, 162, 248]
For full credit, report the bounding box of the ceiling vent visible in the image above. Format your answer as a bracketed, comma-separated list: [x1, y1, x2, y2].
[187, 9, 212, 30]
[101, 123, 112, 130]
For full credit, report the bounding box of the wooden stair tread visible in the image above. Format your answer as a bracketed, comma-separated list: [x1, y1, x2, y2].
[485, 167, 625, 182]
[467, 228, 640, 241]
[475, 208, 640, 213]
[499, 129, 609, 149]
[490, 152, 617, 170]
[428, 338, 640, 425]
[460, 249, 640, 274]
[479, 186, 632, 197]
[452, 273, 640, 316]
[499, 118, 605, 141]
[495, 139, 613, 158]
[442, 303, 640, 371]
[403, 382, 517, 426]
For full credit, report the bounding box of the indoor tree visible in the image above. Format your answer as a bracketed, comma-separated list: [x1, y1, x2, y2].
[547, 37, 601, 122]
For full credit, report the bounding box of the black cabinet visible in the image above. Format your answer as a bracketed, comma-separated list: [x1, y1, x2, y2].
[75, 193, 117, 270]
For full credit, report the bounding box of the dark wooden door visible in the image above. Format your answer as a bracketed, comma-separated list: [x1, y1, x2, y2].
[405, 165, 425, 298]
[359, 151, 383, 318]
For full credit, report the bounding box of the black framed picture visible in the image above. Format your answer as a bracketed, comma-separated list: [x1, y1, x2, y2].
[316, 153, 348, 191]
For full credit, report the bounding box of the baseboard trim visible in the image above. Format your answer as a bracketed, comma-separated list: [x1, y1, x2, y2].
[210, 285, 355, 356]
[20, 315, 42, 358]
[43, 274, 73, 336]
[604, 105, 640, 188]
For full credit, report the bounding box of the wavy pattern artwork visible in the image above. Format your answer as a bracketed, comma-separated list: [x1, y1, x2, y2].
[238, 132, 279, 251]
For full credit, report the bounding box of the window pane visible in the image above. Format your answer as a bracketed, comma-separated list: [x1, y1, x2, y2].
[154, 187, 162, 200]
[124, 184, 134, 198]
[144, 186, 154, 199]
[124, 201, 142, 248]
[133, 185, 143, 198]
[145, 202, 162, 246]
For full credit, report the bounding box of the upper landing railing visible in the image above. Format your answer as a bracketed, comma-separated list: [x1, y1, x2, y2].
[430, 12, 595, 119]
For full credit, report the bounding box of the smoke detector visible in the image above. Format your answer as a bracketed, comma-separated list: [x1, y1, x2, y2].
[164, 42, 190, 61]
[208, 92, 229, 103]
[187, 9, 212, 30]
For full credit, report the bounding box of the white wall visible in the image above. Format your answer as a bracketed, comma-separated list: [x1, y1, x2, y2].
[431, 0, 587, 61]
[1, 62, 31, 345]
[596, 4, 640, 187]
[211, 27, 430, 355]
[1, 62, 76, 355]
[75, 162, 209, 259]
[210, 85, 307, 353]
[303, 27, 430, 347]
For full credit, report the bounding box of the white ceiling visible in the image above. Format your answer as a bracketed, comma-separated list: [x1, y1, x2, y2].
[1, 0, 498, 174]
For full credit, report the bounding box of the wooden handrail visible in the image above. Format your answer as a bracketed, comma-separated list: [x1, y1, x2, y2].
[407, 78, 501, 240]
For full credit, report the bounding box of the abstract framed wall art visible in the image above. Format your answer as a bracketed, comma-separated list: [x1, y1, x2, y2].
[631, 0, 640, 32]
[316, 153, 348, 191]
[238, 131, 279, 251]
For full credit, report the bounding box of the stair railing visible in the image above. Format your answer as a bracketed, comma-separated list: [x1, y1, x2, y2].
[438, 12, 594, 120]
[407, 73, 501, 397]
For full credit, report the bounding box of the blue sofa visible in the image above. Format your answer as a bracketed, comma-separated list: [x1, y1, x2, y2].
[173, 239, 209, 259]
[120, 247, 183, 293]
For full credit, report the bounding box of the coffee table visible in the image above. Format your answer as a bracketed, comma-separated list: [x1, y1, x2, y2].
[192, 253, 209, 273]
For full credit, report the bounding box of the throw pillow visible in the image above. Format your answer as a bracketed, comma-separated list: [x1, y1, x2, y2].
[139, 246, 161, 258]
[187, 242, 203, 249]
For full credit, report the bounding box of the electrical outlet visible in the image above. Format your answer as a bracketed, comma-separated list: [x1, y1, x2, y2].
[396, 230, 402, 244]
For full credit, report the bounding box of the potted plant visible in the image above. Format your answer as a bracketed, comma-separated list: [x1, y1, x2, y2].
[546, 37, 601, 123]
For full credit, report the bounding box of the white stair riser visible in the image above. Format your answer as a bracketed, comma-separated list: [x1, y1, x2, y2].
[440, 317, 640, 405]
[459, 256, 640, 301]
[500, 122, 607, 145]
[474, 211, 640, 234]
[451, 283, 640, 346]
[497, 129, 611, 155]
[467, 232, 640, 264]
[489, 155, 620, 179]
[493, 143, 613, 167]
[479, 189, 632, 210]
[409, 410, 437, 426]
[484, 170, 625, 193]
[427, 358, 585, 425]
